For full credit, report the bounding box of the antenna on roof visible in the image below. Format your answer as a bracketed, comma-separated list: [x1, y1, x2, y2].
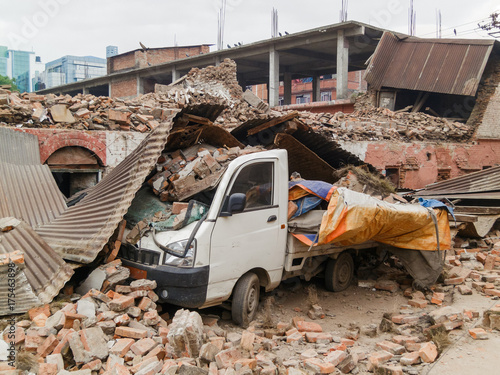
[408, 0, 416, 36]
[271, 8, 278, 38]
[340, 0, 348, 22]
[217, 0, 227, 50]
[435, 9, 442, 38]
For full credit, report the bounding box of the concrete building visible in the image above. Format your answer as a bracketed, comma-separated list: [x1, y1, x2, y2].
[37, 21, 383, 108]
[0, 47, 39, 93]
[42, 55, 107, 89]
[106, 45, 118, 58]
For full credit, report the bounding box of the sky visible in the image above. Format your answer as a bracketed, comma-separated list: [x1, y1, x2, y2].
[0, 0, 498, 64]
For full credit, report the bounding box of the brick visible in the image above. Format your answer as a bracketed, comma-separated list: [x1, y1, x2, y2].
[108, 109, 131, 125]
[114, 314, 130, 326]
[303, 358, 335, 374]
[131, 337, 158, 356]
[469, 328, 488, 340]
[431, 292, 445, 305]
[376, 340, 405, 355]
[444, 276, 466, 285]
[392, 335, 418, 345]
[115, 326, 148, 339]
[81, 359, 102, 371]
[108, 295, 135, 311]
[484, 289, 500, 297]
[457, 285, 473, 295]
[405, 342, 422, 352]
[400, 351, 421, 365]
[143, 310, 161, 326]
[374, 280, 399, 293]
[484, 254, 496, 270]
[235, 358, 257, 370]
[296, 320, 322, 332]
[476, 252, 487, 264]
[408, 299, 428, 308]
[215, 348, 242, 369]
[130, 279, 158, 291]
[340, 338, 355, 347]
[172, 202, 189, 215]
[37, 334, 59, 357]
[240, 330, 255, 351]
[286, 331, 303, 343]
[378, 364, 404, 375]
[110, 338, 135, 357]
[69, 327, 110, 364]
[367, 351, 393, 371]
[325, 350, 347, 367]
[52, 329, 74, 355]
[138, 297, 154, 311]
[305, 332, 333, 343]
[419, 342, 438, 363]
[32, 313, 49, 327]
[144, 344, 166, 361]
[38, 363, 58, 375]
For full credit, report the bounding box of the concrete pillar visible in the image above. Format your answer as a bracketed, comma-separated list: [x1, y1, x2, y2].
[172, 67, 180, 83]
[137, 76, 144, 96]
[108, 83, 112, 98]
[237, 74, 247, 90]
[269, 45, 280, 107]
[312, 76, 321, 102]
[283, 72, 292, 105]
[336, 29, 349, 100]
[215, 56, 221, 66]
[83, 87, 89, 95]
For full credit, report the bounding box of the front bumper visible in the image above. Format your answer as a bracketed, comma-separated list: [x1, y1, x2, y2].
[120, 258, 209, 309]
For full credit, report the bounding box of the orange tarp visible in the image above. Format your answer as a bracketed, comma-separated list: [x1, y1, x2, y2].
[318, 188, 451, 251]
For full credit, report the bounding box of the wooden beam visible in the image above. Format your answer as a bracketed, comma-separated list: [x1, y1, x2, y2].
[247, 111, 299, 136]
[182, 114, 214, 126]
[449, 213, 478, 223]
[454, 206, 500, 215]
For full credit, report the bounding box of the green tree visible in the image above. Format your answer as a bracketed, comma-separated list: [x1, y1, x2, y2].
[0, 75, 19, 91]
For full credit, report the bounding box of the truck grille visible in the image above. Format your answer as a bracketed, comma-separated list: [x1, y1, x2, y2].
[119, 244, 160, 266]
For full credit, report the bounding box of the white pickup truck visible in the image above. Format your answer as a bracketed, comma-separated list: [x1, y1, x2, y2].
[120, 149, 379, 325]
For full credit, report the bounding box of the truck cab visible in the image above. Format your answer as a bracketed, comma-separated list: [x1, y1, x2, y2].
[120, 149, 289, 325]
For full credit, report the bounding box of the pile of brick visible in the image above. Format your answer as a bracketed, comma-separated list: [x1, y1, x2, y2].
[298, 105, 473, 143]
[147, 143, 264, 204]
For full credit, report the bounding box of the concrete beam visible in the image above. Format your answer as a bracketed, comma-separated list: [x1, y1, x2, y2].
[283, 71, 292, 105]
[269, 45, 280, 107]
[312, 76, 321, 102]
[172, 67, 180, 82]
[336, 29, 349, 100]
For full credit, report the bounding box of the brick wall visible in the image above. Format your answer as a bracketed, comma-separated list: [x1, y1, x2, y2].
[111, 79, 137, 99]
[109, 45, 211, 73]
[475, 85, 500, 139]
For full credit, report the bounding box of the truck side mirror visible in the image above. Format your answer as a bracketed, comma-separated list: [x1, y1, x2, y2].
[221, 193, 246, 216]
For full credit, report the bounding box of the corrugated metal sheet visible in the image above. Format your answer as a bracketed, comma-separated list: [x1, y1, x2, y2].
[273, 134, 337, 183]
[0, 217, 74, 313]
[0, 261, 41, 316]
[0, 127, 40, 165]
[364, 32, 496, 96]
[35, 117, 174, 263]
[166, 124, 243, 151]
[415, 165, 500, 199]
[0, 163, 67, 227]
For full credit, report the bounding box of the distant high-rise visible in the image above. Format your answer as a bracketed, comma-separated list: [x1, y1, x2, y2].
[0, 46, 36, 92]
[106, 46, 118, 58]
[42, 55, 107, 89]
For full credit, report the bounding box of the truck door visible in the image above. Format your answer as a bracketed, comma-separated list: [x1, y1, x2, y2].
[208, 157, 287, 301]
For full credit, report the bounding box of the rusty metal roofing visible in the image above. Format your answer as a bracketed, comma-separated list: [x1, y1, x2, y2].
[364, 32, 497, 96]
[0, 217, 74, 314]
[415, 165, 500, 199]
[0, 127, 40, 165]
[35, 118, 174, 263]
[0, 162, 67, 228]
[166, 124, 243, 151]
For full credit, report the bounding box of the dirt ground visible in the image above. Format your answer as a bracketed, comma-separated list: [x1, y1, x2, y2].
[196, 271, 500, 375]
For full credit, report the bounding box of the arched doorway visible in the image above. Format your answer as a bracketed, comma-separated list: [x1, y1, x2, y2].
[46, 146, 102, 197]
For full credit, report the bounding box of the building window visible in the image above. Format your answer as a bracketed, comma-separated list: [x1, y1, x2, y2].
[321, 92, 331, 102]
[296, 94, 310, 104]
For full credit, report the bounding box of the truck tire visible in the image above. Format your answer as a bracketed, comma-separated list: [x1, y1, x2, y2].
[231, 272, 260, 327]
[325, 252, 354, 292]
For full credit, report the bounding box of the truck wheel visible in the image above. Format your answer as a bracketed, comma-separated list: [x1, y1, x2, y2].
[232, 272, 260, 327]
[325, 252, 354, 292]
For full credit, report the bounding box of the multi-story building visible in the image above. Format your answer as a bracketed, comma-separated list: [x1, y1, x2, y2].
[106, 46, 118, 58]
[43, 55, 107, 89]
[0, 46, 39, 93]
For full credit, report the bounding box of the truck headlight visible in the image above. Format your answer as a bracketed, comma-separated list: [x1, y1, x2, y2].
[163, 239, 196, 267]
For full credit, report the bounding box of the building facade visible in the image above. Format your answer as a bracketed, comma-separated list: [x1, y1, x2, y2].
[0, 47, 40, 93]
[43, 55, 107, 89]
[106, 46, 118, 58]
